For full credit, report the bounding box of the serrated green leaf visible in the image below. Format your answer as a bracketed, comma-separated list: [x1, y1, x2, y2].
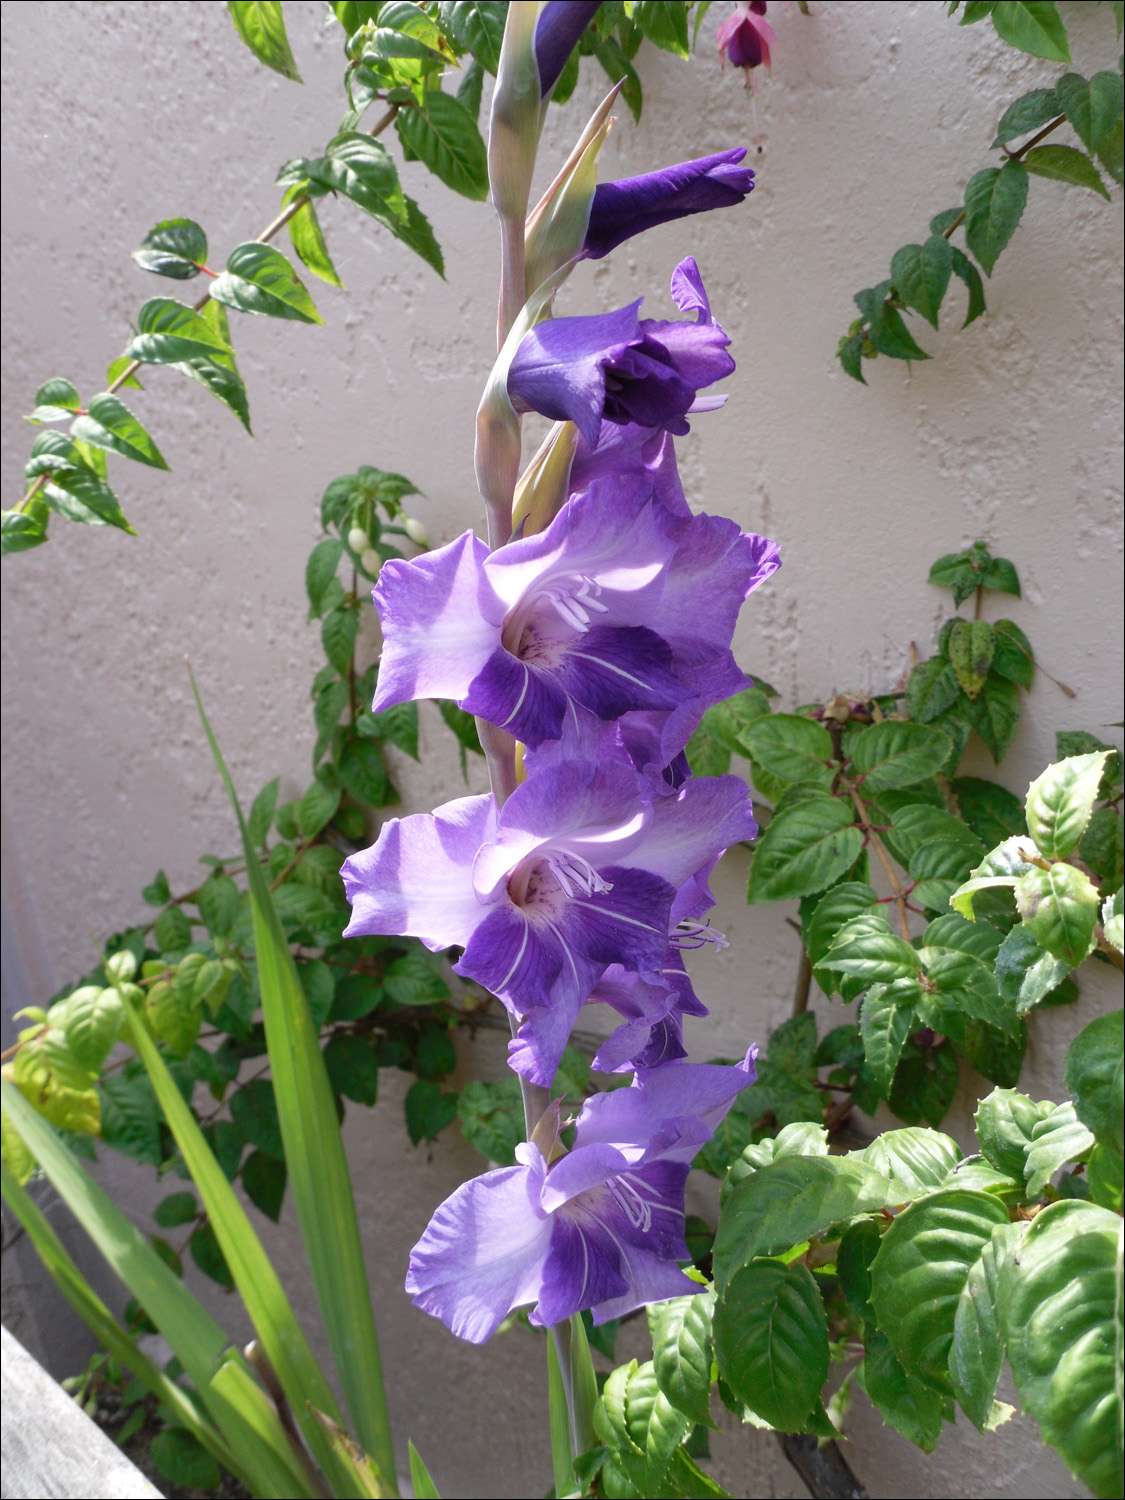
[993, 86, 1061, 145]
[866, 299, 931, 361]
[339, 737, 389, 806]
[1098, 116, 1124, 185]
[1065, 1013, 1124, 1152]
[456, 1076, 523, 1165]
[961, 673, 1020, 762]
[906, 656, 960, 722]
[154, 903, 193, 953]
[1015, 861, 1100, 967]
[632, 0, 690, 56]
[747, 797, 862, 903]
[438, 0, 506, 74]
[1026, 751, 1110, 859]
[359, 701, 420, 760]
[739, 714, 835, 788]
[128, 298, 234, 364]
[805, 882, 878, 972]
[248, 777, 280, 847]
[974, 1087, 1054, 1177]
[396, 91, 488, 200]
[947, 619, 995, 700]
[1024, 1102, 1095, 1196]
[849, 720, 952, 792]
[890, 236, 953, 329]
[822, 913, 921, 984]
[964, 162, 1029, 275]
[715, 1260, 829, 1432]
[860, 981, 921, 1092]
[67, 393, 167, 471]
[211, 243, 322, 323]
[1001, 1201, 1122, 1499]
[1, 510, 47, 556]
[1087, 1143, 1124, 1212]
[1056, 71, 1125, 152]
[870, 1188, 1009, 1393]
[383, 950, 450, 1007]
[321, 605, 359, 675]
[99, 1075, 161, 1164]
[1024, 142, 1110, 198]
[228, 0, 303, 81]
[994, 923, 1072, 1014]
[837, 1217, 881, 1323]
[34, 376, 80, 410]
[713, 1156, 897, 1290]
[132, 219, 208, 279]
[949, 245, 987, 325]
[197, 874, 240, 939]
[990, 1, 1070, 61]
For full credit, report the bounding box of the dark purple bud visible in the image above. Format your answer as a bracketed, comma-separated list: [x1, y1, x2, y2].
[725, 19, 765, 69]
[584, 149, 754, 260]
[534, 1, 602, 97]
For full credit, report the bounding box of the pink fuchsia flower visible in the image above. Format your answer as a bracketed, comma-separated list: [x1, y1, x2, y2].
[717, 2, 777, 88]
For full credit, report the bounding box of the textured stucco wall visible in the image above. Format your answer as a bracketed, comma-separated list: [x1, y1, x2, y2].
[1, 2, 1122, 1497]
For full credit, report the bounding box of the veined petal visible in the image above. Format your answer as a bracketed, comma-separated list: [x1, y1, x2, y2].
[573, 1052, 757, 1164]
[569, 422, 691, 518]
[554, 624, 690, 721]
[341, 793, 495, 950]
[530, 1211, 630, 1327]
[629, 775, 757, 890]
[372, 531, 503, 709]
[464, 645, 569, 744]
[406, 1156, 552, 1343]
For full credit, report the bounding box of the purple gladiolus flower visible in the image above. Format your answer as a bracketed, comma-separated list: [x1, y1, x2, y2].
[405, 1053, 756, 1341]
[535, 1, 602, 97]
[507, 257, 733, 446]
[584, 150, 755, 260]
[340, 760, 756, 1082]
[369, 474, 771, 750]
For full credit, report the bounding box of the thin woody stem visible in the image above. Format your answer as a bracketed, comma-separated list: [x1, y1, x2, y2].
[937, 113, 1067, 245]
[848, 785, 912, 942]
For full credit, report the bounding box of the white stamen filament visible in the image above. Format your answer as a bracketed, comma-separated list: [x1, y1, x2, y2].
[608, 1175, 653, 1233]
[672, 919, 729, 951]
[545, 849, 613, 899]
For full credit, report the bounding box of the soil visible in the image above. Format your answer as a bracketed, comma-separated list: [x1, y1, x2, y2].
[92, 1388, 251, 1500]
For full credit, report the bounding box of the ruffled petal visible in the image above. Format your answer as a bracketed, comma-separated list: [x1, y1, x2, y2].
[629, 775, 757, 890]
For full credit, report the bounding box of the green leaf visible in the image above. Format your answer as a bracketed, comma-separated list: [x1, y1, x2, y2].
[869, 1188, 1010, 1392]
[986, 618, 1033, 688]
[286, 196, 344, 287]
[1024, 142, 1110, 197]
[63, 985, 123, 1072]
[649, 1291, 716, 1431]
[150, 1426, 222, 1491]
[823, 914, 921, 985]
[859, 1128, 963, 1195]
[1080, 806, 1124, 886]
[404, 1079, 457, 1144]
[154, 1190, 200, 1228]
[963, 162, 1029, 275]
[339, 737, 389, 806]
[865, 299, 931, 361]
[990, 1, 1070, 60]
[383, 950, 450, 1007]
[241, 1148, 287, 1222]
[890, 236, 953, 329]
[947, 619, 995, 700]
[359, 701, 420, 760]
[228, 0, 303, 81]
[715, 1260, 829, 1432]
[132, 219, 208, 279]
[747, 797, 862, 903]
[70, 394, 168, 470]
[438, 0, 506, 73]
[396, 91, 488, 200]
[860, 982, 921, 1092]
[298, 131, 406, 220]
[949, 245, 987, 325]
[1056, 70, 1125, 152]
[837, 330, 866, 383]
[994, 924, 1071, 1013]
[739, 714, 835, 788]
[975, 1087, 1055, 1181]
[713, 1156, 898, 1291]
[805, 882, 878, 971]
[952, 777, 1025, 847]
[949, 1221, 1024, 1432]
[632, 0, 690, 57]
[99, 1075, 162, 1165]
[1098, 116, 1124, 185]
[33, 376, 81, 412]
[1025, 751, 1110, 859]
[248, 777, 279, 847]
[322, 605, 359, 675]
[128, 298, 234, 365]
[1087, 1143, 1124, 1212]
[456, 1076, 523, 1165]
[1015, 861, 1100, 967]
[297, 778, 341, 839]
[1065, 1013, 1124, 1152]
[1, 510, 47, 556]
[1024, 1103, 1095, 1195]
[850, 720, 951, 792]
[961, 674, 1020, 762]
[323, 1035, 380, 1106]
[993, 86, 1061, 144]
[211, 242, 322, 323]
[1001, 1201, 1122, 1499]
[837, 1217, 881, 1323]
[862, 1330, 946, 1451]
[230, 1078, 285, 1160]
[905, 656, 960, 722]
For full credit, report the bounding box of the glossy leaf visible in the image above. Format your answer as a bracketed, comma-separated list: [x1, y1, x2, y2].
[1014, 861, 1100, 968]
[949, 1220, 1025, 1432]
[228, 0, 303, 81]
[994, 924, 1071, 1014]
[132, 219, 208, 279]
[1065, 1013, 1124, 1151]
[1001, 1201, 1123, 1498]
[70, 394, 168, 470]
[649, 1290, 715, 1430]
[859, 1128, 962, 1196]
[849, 720, 951, 791]
[715, 1260, 829, 1432]
[949, 245, 987, 325]
[747, 796, 862, 903]
[211, 243, 322, 323]
[862, 1330, 945, 1452]
[990, 1, 1070, 61]
[963, 162, 1029, 275]
[740, 714, 835, 788]
[129, 298, 234, 365]
[975, 1087, 1054, 1179]
[860, 982, 921, 1093]
[396, 91, 488, 201]
[286, 195, 344, 287]
[821, 913, 920, 985]
[869, 1188, 1009, 1392]
[1025, 751, 1109, 859]
[63, 985, 123, 1073]
[1, 510, 47, 556]
[632, 0, 690, 57]
[1024, 1103, 1095, 1196]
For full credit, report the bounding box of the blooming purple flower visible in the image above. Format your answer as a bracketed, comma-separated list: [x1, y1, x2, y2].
[534, 1, 602, 98]
[507, 258, 733, 446]
[718, 1, 777, 85]
[369, 474, 771, 750]
[405, 1052, 756, 1341]
[584, 150, 755, 260]
[341, 759, 756, 1083]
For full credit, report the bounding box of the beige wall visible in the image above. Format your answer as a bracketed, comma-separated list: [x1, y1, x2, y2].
[2, 2, 1122, 1496]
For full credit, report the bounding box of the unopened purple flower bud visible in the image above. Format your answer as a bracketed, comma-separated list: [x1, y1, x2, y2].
[534, 1, 602, 98]
[584, 150, 754, 260]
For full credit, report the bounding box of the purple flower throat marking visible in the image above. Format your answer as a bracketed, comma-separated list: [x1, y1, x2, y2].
[500, 571, 610, 669]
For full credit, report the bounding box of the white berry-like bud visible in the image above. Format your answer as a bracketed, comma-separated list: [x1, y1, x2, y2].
[361, 547, 381, 576]
[347, 526, 369, 554]
[403, 516, 430, 548]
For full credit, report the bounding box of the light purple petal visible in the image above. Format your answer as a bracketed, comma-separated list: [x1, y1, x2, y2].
[405, 1156, 552, 1343]
[629, 775, 757, 890]
[341, 794, 495, 950]
[569, 422, 690, 518]
[372, 531, 502, 710]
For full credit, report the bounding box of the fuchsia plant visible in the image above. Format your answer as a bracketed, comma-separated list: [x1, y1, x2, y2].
[338, 0, 775, 1439]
